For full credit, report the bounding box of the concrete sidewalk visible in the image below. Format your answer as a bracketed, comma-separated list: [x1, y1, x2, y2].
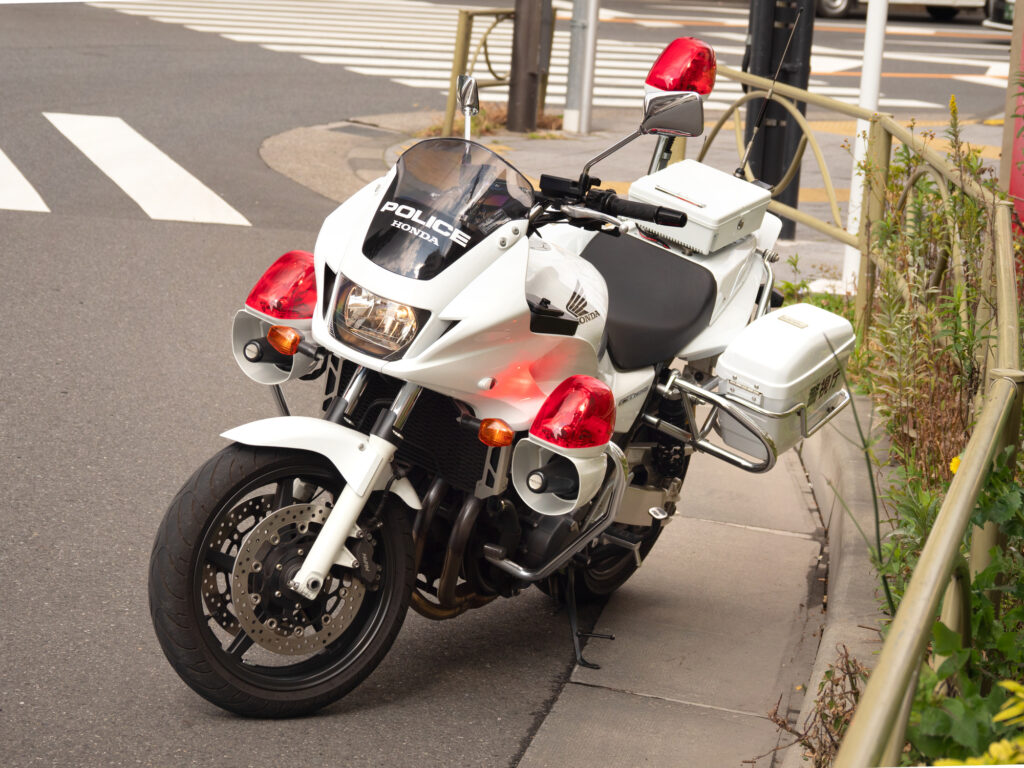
[518, 451, 825, 768]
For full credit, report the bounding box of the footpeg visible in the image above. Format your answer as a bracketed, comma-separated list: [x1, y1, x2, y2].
[601, 529, 644, 568]
[648, 506, 669, 521]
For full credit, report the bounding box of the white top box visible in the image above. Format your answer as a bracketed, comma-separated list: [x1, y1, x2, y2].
[628, 159, 771, 254]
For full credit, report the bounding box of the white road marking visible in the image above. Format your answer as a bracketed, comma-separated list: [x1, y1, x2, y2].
[88, 0, 945, 111]
[954, 75, 1015, 89]
[0, 147, 49, 212]
[43, 113, 249, 226]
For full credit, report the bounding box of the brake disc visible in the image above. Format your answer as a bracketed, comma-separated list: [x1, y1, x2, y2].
[230, 503, 366, 656]
[201, 494, 276, 635]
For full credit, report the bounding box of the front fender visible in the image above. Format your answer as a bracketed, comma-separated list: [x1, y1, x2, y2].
[221, 416, 421, 508]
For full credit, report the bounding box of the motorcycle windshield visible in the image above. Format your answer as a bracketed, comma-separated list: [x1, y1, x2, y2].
[362, 138, 535, 280]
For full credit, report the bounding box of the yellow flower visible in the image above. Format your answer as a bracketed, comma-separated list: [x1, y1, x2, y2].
[987, 739, 1016, 762]
[950, 455, 961, 475]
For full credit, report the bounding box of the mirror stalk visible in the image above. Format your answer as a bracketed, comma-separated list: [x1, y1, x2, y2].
[456, 75, 480, 141]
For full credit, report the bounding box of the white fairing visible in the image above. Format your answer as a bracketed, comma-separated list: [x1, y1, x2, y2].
[221, 416, 421, 508]
[305, 150, 781, 433]
[310, 172, 608, 430]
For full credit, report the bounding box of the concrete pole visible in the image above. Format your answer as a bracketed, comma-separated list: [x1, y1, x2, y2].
[563, 0, 599, 134]
[842, 0, 889, 292]
[998, 1, 1023, 217]
[508, 0, 542, 132]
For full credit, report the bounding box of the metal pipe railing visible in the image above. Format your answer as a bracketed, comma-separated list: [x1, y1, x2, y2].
[702, 69, 1023, 765]
[833, 192, 1022, 768]
[833, 378, 1018, 766]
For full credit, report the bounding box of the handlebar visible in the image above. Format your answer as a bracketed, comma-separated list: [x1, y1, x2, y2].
[586, 189, 687, 228]
[535, 175, 687, 231]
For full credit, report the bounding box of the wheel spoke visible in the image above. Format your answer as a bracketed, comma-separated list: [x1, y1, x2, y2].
[273, 480, 294, 509]
[206, 549, 236, 573]
[226, 630, 254, 658]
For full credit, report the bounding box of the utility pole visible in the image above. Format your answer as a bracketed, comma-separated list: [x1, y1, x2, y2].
[508, 0, 543, 132]
[564, 0, 599, 134]
[742, 0, 814, 240]
[998, 2, 1023, 225]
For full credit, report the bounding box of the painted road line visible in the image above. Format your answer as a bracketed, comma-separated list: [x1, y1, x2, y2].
[43, 113, 249, 226]
[0, 147, 49, 212]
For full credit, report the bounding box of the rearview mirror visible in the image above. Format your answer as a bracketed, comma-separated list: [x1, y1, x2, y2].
[640, 91, 703, 138]
[457, 75, 480, 116]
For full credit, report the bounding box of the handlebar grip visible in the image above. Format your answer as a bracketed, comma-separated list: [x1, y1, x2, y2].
[596, 194, 687, 228]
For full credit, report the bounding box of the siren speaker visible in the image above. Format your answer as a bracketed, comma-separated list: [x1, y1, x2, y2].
[511, 436, 608, 516]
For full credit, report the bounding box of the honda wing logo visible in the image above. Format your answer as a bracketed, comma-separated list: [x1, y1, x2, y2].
[566, 283, 600, 324]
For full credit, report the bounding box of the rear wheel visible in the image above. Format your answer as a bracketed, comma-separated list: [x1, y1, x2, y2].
[537, 522, 663, 603]
[149, 443, 414, 717]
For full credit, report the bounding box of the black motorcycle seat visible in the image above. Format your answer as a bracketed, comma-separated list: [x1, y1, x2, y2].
[580, 232, 717, 370]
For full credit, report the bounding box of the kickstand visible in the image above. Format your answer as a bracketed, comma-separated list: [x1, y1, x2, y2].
[566, 567, 614, 670]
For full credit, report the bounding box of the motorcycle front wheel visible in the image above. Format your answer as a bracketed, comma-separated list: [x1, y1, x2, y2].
[149, 443, 414, 717]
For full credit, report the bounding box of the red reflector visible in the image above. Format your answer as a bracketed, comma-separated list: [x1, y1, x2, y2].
[530, 375, 615, 449]
[245, 250, 317, 320]
[646, 38, 717, 96]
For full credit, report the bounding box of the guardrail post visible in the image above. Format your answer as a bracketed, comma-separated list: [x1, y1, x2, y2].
[934, 555, 973, 672]
[854, 116, 891, 343]
[969, 202, 1021, 598]
[443, 10, 474, 137]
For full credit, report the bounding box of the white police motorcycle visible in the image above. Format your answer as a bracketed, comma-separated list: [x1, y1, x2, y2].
[148, 38, 853, 717]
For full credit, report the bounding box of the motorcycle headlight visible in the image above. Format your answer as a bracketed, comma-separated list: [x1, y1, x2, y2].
[332, 280, 428, 358]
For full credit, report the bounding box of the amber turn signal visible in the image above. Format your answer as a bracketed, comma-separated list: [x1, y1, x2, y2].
[267, 325, 302, 356]
[478, 418, 515, 447]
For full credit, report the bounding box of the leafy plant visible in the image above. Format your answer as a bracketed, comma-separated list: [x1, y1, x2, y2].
[806, 96, 1024, 766]
[417, 102, 563, 138]
[933, 681, 1024, 765]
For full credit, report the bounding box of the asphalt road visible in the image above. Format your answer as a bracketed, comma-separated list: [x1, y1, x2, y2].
[0, 4, 592, 767]
[0, 1, 1013, 766]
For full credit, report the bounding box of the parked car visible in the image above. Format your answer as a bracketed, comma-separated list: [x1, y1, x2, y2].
[982, 0, 1015, 29]
[816, 0, 985, 20]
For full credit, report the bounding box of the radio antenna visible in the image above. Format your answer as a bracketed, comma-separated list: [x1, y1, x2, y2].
[735, 7, 804, 180]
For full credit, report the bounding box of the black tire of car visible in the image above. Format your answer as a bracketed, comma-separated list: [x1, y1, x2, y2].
[926, 5, 961, 19]
[816, 0, 854, 19]
[148, 443, 414, 718]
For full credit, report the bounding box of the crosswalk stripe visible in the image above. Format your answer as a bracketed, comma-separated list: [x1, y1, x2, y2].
[89, 0, 942, 111]
[43, 113, 250, 226]
[0, 147, 49, 213]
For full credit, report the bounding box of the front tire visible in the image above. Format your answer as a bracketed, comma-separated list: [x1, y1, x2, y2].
[149, 444, 414, 717]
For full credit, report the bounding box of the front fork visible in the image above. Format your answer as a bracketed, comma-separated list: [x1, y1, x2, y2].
[285, 375, 422, 600]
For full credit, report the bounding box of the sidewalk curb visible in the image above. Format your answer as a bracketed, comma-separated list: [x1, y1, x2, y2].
[782, 395, 886, 768]
[259, 112, 437, 204]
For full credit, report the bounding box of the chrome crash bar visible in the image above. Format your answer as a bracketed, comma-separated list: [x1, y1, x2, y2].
[644, 369, 850, 474]
[482, 442, 629, 582]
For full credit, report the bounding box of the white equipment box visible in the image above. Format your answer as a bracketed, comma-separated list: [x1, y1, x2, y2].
[716, 303, 855, 459]
[628, 159, 772, 254]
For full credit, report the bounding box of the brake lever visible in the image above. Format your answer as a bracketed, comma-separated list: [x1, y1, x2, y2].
[559, 204, 634, 236]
